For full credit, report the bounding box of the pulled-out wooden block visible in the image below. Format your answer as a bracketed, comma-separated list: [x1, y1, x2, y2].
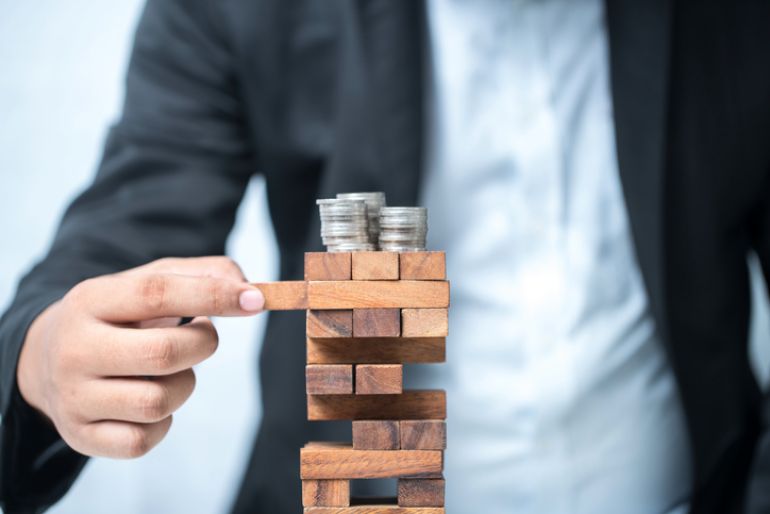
[304, 507, 444, 513]
[252, 281, 308, 310]
[301, 442, 442, 479]
[399, 252, 446, 280]
[352, 251, 399, 280]
[302, 479, 350, 507]
[307, 337, 446, 364]
[307, 390, 446, 420]
[400, 309, 448, 338]
[308, 310, 353, 338]
[400, 421, 446, 450]
[306, 365, 353, 395]
[398, 479, 445, 508]
[305, 252, 352, 281]
[308, 281, 449, 309]
[353, 309, 400, 338]
[356, 364, 403, 395]
[352, 420, 400, 450]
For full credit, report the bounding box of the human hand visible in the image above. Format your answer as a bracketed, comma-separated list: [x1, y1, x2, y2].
[16, 256, 264, 458]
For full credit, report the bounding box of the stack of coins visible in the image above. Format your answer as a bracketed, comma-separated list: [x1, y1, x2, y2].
[378, 207, 428, 252]
[336, 192, 387, 247]
[316, 199, 376, 252]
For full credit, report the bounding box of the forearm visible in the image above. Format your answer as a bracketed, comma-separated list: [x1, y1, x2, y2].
[0, 285, 85, 513]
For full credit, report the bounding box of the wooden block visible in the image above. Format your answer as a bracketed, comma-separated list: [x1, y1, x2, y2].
[400, 309, 448, 338]
[398, 479, 445, 508]
[352, 252, 399, 280]
[307, 337, 445, 364]
[307, 390, 446, 420]
[305, 252, 352, 281]
[308, 310, 353, 338]
[353, 309, 400, 337]
[305, 506, 444, 513]
[306, 365, 353, 395]
[302, 480, 350, 507]
[308, 281, 449, 309]
[352, 420, 400, 450]
[301, 442, 442, 479]
[399, 252, 445, 280]
[252, 281, 308, 310]
[356, 364, 403, 395]
[400, 421, 446, 450]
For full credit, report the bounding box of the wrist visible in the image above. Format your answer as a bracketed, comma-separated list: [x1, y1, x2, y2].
[16, 301, 59, 419]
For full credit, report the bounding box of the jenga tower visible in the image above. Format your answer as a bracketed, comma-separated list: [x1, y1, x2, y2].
[301, 250, 449, 513]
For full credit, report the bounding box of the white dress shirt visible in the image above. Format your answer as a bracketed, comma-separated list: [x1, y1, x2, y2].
[416, 0, 694, 512]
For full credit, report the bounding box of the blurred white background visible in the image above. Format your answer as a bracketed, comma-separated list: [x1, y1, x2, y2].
[1, 1, 769, 513]
[0, 1, 278, 513]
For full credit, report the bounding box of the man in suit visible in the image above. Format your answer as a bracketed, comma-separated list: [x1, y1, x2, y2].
[2, 1, 770, 512]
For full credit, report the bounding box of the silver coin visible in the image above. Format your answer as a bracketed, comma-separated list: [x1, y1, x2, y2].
[337, 192, 386, 246]
[337, 192, 386, 207]
[378, 206, 427, 251]
[317, 195, 429, 253]
[317, 197, 372, 251]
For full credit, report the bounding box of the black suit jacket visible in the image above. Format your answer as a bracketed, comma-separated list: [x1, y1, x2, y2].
[2, 1, 770, 512]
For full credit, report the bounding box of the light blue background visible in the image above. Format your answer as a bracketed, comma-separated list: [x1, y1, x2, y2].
[0, 2, 768, 513]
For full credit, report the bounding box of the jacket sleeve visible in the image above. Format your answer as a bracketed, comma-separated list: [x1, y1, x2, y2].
[0, 0, 255, 511]
[747, 181, 770, 512]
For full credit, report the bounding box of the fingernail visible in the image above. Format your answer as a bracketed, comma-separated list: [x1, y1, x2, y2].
[239, 289, 265, 312]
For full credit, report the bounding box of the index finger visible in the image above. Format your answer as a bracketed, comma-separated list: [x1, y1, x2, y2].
[83, 273, 264, 322]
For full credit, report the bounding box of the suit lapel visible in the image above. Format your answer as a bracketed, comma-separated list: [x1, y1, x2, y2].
[606, 0, 673, 339]
[358, 0, 425, 206]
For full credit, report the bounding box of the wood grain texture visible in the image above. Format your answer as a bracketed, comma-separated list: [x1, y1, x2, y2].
[398, 252, 446, 280]
[352, 251, 399, 280]
[307, 281, 449, 309]
[308, 310, 353, 338]
[400, 309, 448, 338]
[400, 421, 446, 450]
[353, 309, 401, 338]
[252, 281, 308, 310]
[307, 390, 446, 420]
[305, 252, 352, 281]
[352, 420, 400, 450]
[305, 506, 444, 513]
[300, 442, 442, 479]
[302, 480, 351, 507]
[356, 364, 403, 395]
[398, 479, 445, 507]
[306, 338, 446, 364]
[306, 365, 354, 395]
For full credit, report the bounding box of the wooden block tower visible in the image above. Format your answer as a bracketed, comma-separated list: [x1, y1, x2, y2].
[301, 250, 449, 513]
